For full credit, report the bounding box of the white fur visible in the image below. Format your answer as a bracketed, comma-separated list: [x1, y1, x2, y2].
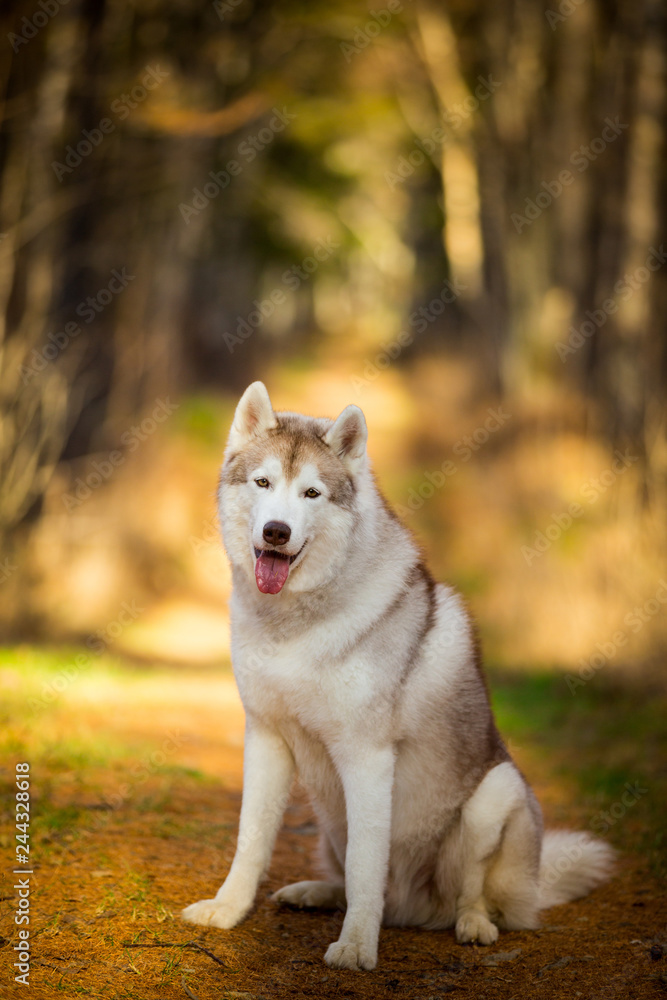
[182, 384, 614, 971]
[539, 831, 615, 907]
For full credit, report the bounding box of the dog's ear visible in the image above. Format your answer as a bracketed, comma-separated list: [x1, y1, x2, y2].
[324, 405, 368, 474]
[227, 382, 277, 451]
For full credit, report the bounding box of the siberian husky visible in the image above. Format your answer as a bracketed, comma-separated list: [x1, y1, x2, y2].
[182, 382, 613, 971]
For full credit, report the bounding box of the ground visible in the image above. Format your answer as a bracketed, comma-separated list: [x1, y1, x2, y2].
[0, 648, 665, 999]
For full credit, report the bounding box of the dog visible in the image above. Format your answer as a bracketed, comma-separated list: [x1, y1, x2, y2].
[182, 381, 613, 971]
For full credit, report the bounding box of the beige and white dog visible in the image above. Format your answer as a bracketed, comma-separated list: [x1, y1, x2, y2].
[182, 382, 613, 971]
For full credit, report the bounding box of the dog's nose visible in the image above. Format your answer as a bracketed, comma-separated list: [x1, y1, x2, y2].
[263, 521, 291, 546]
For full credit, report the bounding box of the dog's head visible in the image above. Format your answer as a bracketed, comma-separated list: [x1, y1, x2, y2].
[219, 382, 368, 594]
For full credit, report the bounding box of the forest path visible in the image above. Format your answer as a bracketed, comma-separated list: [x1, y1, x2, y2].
[0, 653, 665, 999]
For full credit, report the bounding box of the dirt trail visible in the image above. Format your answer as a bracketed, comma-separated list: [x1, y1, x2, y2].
[1, 673, 665, 1000]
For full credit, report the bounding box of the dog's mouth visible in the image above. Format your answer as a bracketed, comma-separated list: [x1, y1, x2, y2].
[253, 543, 306, 594]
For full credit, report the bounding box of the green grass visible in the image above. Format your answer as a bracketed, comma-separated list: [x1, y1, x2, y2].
[0, 644, 219, 766]
[489, 665, 667, 875]
[0, 645, 227, 872]
[1, 645, 664, 878]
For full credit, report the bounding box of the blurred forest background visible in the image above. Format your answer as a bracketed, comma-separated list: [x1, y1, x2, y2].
[1, 0, 666, 676]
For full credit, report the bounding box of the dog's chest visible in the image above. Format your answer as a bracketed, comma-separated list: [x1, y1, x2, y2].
[233, 626, 394, 747]
[237, 647, 318, 715]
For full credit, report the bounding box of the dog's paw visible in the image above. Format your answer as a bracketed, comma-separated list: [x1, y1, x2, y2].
[324, 938, 376, 971]
[272, 880, 345, 910]
[455, 911, 499, 945]
[181, 897, 246, 930]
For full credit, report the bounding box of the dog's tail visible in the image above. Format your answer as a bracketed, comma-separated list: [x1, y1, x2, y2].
[538, 830, 615, 909]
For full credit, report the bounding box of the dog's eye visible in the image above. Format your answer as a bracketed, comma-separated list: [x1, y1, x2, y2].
[254, 477, 270, 488]
[304, 487, 320, 499]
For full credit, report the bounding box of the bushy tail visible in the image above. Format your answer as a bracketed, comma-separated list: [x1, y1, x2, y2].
[538, 830, 615, 909]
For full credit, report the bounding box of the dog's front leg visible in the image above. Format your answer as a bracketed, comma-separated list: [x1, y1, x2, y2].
[182, 721, 294, 930]
[324, 744, 395, 971]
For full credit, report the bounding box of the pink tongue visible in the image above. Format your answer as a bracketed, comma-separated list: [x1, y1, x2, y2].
[255, 552, 290, 594]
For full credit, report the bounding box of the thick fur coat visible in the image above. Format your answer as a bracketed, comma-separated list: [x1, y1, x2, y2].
[182, 382, 613, 971]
